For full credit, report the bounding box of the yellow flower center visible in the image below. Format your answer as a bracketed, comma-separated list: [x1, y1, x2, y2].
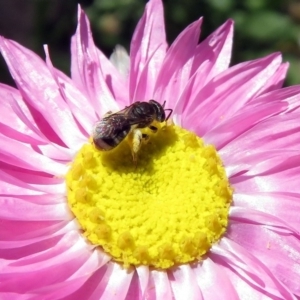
[66, 124, 233, 269]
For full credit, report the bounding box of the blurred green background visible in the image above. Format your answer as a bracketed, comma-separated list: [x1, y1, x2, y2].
[0, 0, 300, 87]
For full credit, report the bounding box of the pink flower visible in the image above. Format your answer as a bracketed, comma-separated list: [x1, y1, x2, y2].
[1, 0, 300, 299]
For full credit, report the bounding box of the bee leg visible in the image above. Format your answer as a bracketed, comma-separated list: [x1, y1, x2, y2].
[128, 131, 150, 167]
[129, 129, 143, 166]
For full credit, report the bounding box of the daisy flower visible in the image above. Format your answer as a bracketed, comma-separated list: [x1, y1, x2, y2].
[1, 0, 300, 299]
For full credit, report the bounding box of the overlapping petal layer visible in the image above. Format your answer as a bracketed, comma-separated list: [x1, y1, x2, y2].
[0, 0, 300, 299]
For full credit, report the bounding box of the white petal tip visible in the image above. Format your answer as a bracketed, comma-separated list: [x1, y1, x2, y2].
[110, 45, 130, 77]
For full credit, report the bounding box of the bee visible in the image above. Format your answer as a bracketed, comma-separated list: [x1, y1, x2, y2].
[92, 100, 172, 161]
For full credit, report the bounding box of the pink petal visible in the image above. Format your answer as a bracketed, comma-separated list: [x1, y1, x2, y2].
[233, 192, 300, 230]
[145, 270, 173, 300]
[220, 112, 300, 169]
[0, 232, 96, 295]
[65, 261, 133, 300]
[136, 266, 149, 298]
[191, 19, 233, 83]
[70, 7, 122, 115]
[32, 251, 110, 300]
[260, 62, 289, 93]
[154, 19, 202, 108]
[227, 214, 300, 297]
[0, 121, 42, 148]
[95, 46, 129, 108]
[0, 230, 71, 262]
[251, 85, 300, 112]
[0, 231, 75, 273]
[0, 37, 86, 149]
[231, 159, 300, 194]
[192, 258, 239, 300]
[68, 249, 110, 281]
[96, 262, 134, 300]
[230, 206, 299, 236]
[4, 193, 65, 205]
[169, 264, 203, 300]
[6, 94, 74, 161]
[0, 221, 74, 260]
[0, 197, 71, 221]
[22, 194, 64, 204]
[226, 148, 300, 179]
[236, 150, 300, 177]
[1, 162, 64, 187]
[0, 169, 65, 195]
[212, 262, 280, 300]
[173, 20, 233, 122]
[124, 271, 141, 300]
[0, 179, 43, 196]
[0, 134, 67, 175]
[0, 220, 76, 248]
[31, 277, 97, 300]
[62, 262, 110, 300]
[0, 84, 45, 144]
[204, 98, 288, 150]
[0, 293, 35, 300]
[220, 113, 300, 155]
[0, 220, 61, 241]
[2, 92, 71, 162]
[125, 266, 149, 299]
[110, 45, 130, 78]
[44, 45, 96, 135]
[183, 53, 282, 136]
[37, 143, 73, 161]
[129, 0, 167, 101]
[211, 239, 296, 299]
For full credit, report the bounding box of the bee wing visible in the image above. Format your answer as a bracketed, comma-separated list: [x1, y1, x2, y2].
[104, 104, 138, 118]
[128, 115, 154, 128]
[93, 117, 128, 139]
[93, 119, 112, 139]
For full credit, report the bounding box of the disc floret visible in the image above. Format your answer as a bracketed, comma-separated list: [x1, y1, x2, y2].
[66, 125, 233, 269]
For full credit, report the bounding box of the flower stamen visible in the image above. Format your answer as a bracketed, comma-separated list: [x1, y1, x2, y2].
[66, 125, 233, 269]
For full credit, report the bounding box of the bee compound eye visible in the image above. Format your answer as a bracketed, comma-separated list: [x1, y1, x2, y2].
[160, 113, 166, 122]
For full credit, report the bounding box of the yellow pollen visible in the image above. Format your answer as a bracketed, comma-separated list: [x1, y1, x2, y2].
[66, 124, 233, 269]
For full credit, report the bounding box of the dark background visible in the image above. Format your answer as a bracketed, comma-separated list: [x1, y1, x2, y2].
[1, 0, 300, 87]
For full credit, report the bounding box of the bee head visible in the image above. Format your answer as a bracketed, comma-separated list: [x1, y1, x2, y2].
[149, 100, 166, 122]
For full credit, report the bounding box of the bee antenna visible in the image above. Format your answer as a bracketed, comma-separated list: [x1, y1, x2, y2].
[164, 108, 173, 121]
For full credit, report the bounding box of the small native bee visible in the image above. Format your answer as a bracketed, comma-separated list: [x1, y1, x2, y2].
[93, 100, 172, 161]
